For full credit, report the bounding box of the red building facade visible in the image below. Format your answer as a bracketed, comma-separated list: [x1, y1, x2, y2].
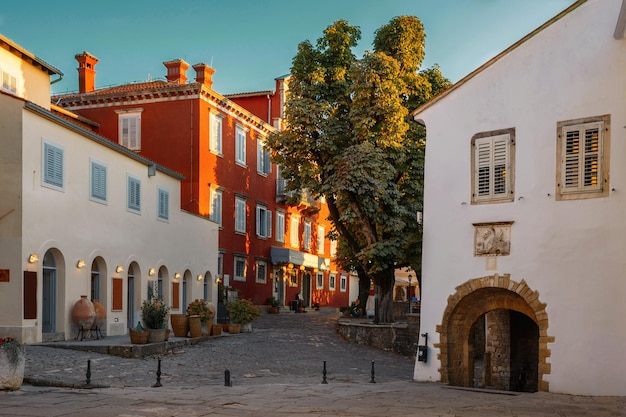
[55, 56, 350, 310]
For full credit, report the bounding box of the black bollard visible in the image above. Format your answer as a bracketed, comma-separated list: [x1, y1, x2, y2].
[153, 357, 162, 387]
[85, 359, 92, 389]
[370, 360, 376, 383]
[322, 360, 328, 384]
[225, 369, 232, 387]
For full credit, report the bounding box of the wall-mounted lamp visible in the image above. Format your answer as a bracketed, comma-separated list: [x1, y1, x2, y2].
[313, 268, 319, 273]
[299, 265, 305, 271]
[76, 259, 86, 268]
[116, 265, 124, 273]
[149, 268, 156, 276]
[174, 272, 181, 279]
[28, 253, 39, 263]
[215, 276, 222, 284]
[287, 263, 294, 270]
[197, 274, 203, 281]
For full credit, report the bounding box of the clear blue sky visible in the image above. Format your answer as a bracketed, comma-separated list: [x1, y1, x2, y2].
[1, 0, 575, 95]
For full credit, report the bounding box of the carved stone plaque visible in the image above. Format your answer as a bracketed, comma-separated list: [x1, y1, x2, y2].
[474, 222, 512, 256]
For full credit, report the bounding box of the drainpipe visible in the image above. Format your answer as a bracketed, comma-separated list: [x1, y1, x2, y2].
[50, 74, 63, 85]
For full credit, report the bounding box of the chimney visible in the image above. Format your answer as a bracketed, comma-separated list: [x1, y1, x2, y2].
[192, 63, 215, 88]
[163, 59, 190, 84]
[75, 52, 98, 93]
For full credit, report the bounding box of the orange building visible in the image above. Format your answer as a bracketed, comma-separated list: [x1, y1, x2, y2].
[55, 55, 350, 311]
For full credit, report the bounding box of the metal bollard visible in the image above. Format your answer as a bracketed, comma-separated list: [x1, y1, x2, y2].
[225, 369, 232, 387]
[370, 360, 376, 383]
[322, 360, 328, 384]
[85, 359, 92, 389]
[153, 357, 162, 387]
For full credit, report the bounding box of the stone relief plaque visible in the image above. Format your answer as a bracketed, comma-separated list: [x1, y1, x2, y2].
[474, 222, 512, 256]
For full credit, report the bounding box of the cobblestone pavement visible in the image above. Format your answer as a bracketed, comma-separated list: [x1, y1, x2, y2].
[0, 310, 623, 416]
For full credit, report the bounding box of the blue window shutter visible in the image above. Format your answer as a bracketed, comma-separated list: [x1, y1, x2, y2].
[44, 143, 63, 187]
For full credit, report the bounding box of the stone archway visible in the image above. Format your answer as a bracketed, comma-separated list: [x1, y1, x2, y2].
[436, 274, 553, 392]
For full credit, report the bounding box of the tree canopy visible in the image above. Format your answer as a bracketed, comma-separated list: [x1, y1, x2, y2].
[267, 16, 451, 322]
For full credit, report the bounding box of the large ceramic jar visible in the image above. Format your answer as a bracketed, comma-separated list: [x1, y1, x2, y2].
[92, 299, 106, 330]
[71, 296, 96, 330]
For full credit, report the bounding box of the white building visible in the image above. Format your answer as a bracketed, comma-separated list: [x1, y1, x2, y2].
[412, 0, 626, 396]
[0, 34, 219, 343]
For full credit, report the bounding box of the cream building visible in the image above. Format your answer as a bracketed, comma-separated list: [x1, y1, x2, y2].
[0, 34, 218, 343]
[412, 0, 626, 396]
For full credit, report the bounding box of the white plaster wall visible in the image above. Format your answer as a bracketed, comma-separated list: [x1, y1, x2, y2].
[18, 108, 218, 340]
[414, 0, 626, 396]
[0, 43, 52, 109]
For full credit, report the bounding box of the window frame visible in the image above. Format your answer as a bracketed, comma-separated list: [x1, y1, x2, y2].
[556, 115, 610, 201]
[42, 140, 64, 191]
[303, 221, 312, 251]
[209, 187, 223, 227]
[256, 260, 267, 284]
[316, 272, 324, 290]
[329, 273, 336, 291]
[1, 69, 17, 94]
[90, 159, 107, 203]
[317, 226, 325, 254]
[234, 256, 247, 282]
[470, 128, 515, 205]
[235, 196, 247, 233]
[256, 205, 272, 238]
[210, 111, 224, 155]
[117, 109, 142, 150]
[290, 216, 300, 248]
[257, 137, 271, 175]
[235, 124, 248, 166]
[340, 274, 347, 292]
[157, 186, 169, 221]
[127, 174, 141, 213]
[275, 211, 285, 243]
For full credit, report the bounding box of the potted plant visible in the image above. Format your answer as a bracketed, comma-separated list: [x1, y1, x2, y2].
[0, 337, 25, 390]
[227, 299, 261, 333]
[186, 299, 214, 337]
[141, 296, 171, 343]
[266, 296, 280, 314]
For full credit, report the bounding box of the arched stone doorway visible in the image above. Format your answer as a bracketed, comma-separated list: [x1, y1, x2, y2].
[437, 275, 553, 392]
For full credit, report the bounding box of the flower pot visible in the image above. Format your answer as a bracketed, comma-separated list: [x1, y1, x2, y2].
[228, 324, 241, 334]
[211, 324, 222, 336]
[129, 329, 148, 344]
[170, 314, 189, 337]
[221, 323, 229, 332]
[0, 343, 25, 390]
[241, 322, 252, 333]
[147, 328, 167, 343]
[268, 306, 279, 314]
[188, 315, 202, 338]
[72, 295, 96, 330]
[165, 329, 170, 341]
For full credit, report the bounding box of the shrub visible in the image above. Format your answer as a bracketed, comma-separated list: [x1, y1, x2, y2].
[186, 299, 214, 322]
[227, 299, 261, 324]
[141, 296, 171, 329]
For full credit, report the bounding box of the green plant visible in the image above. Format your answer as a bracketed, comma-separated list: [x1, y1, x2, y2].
[186, 299, 214, 322]
[266, 296, 279, 308]
[227, 298, 261, 324]
[0, 337, 24, 366]
[141, 296, 171, 329]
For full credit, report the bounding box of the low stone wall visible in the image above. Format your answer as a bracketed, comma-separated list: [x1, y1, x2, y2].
[336, 313, 420, 358]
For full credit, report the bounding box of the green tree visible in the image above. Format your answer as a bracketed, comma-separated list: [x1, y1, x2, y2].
[267, 17, 451, 322]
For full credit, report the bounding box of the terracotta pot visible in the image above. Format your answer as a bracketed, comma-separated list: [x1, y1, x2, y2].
[221, 323, 229, 332]
[211, 324, 222, 336]
[147, 328, 167, 343]
[268, 306, 279, 314]
[0, 343, 25, 390]
[71, 296, 96, 330]
[170, 314, 189, 337]
[188, 315, 202, 338]
[228, 324, 241, 334]
[165, 329, 170, 341]
[92, 299, 106, 329]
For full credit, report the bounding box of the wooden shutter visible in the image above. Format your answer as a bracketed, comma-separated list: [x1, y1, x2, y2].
[172, 282, 180, 309]
[24, 271, 37, 319]
[112, 278, 123, 310]
[44, 143, 63, 187]
[561, 122, 603, 193]
[474, 134, 510, 201]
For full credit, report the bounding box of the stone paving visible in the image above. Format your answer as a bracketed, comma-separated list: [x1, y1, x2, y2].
[0, 309, 624, 416]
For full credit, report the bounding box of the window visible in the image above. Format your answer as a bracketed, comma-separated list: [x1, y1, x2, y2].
[257, 138, 271, 175]
[118, 111, 142, 150]
[210, 188, 223, 226]
[256, 261, 267, 283]
[127, 175, 141, 213]
[556, 115, 610, 200]
[42, 141, 64, 190]
[340, 274, 347, 292]
[2, 69, 17, 94]
[317, 226, 325, 254]
[157, 187, 169, 220]
[90, 160, 107, 202]
[256, 205, 272, 238]
[235, 197, 247, 233]
[316, 272, 324, 289]
[329, 273, 336, 291]
[471, 128, 515, 204]
[304, 222, 312, 251]
[210, 112, 223, 154]
[275, 211, 285, 243]
[236, 125, 247, 166]
[290, 216, 300, 248]
[217, 253, 224, 276]
[234, 256, 247, 281]
[330, 240, 337, 258]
